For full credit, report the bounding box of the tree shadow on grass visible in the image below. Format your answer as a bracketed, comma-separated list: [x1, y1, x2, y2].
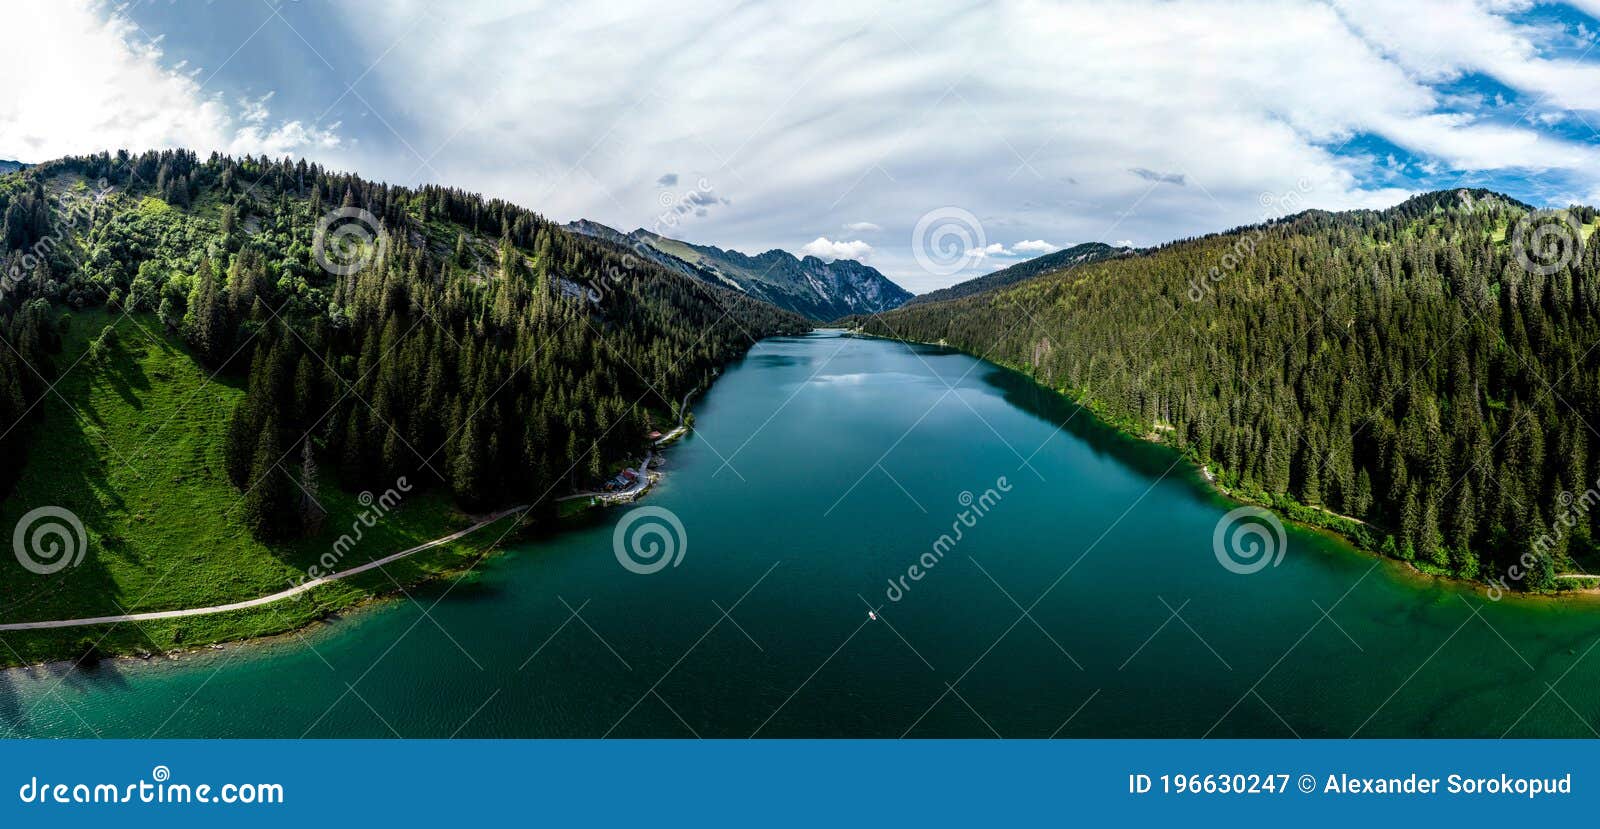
[0, 395, 136, 627]
[88, 333, 155, 414]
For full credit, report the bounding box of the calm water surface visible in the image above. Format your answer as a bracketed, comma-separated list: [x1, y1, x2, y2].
[4, 330, 1599, 737]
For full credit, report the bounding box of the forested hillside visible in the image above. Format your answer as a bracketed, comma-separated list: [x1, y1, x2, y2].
[862, 189, 1600, 589]
[0, 150, 808, 540]
[899, 242, 1130, 307]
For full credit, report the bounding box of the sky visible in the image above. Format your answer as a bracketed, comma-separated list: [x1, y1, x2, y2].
[5, 1, 1600, 293]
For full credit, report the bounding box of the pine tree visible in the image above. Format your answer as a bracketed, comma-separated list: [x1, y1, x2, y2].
[224, 398, 259, 489]
[451, 415, 487, 508]
[1421, 493, 1446, 567]
[299, 437, 324, 534]
[241, 416, 297, 539]
[1448, 482, 1476, 557]
[183, 256, 228, 366]
[1352, 466, 1374, 518]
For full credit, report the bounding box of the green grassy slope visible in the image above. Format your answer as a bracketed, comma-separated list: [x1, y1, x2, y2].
[0, 307, 511, 666]
[0, 149, 809, 666]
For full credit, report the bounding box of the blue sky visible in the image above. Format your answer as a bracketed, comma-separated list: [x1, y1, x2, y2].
[5, 0, 1600, 292]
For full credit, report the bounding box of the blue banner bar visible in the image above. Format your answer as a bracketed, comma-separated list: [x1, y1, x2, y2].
[0, 740, 1592, 826]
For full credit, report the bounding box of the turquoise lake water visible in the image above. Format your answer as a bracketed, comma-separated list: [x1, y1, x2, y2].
[4, 330, 1599, 737]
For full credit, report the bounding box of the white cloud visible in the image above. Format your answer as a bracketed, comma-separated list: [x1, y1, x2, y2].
[1331, 0, 1600, 113]
[325, 0, 1489, 290]
[239, 92, 274, 126]
[971, 240, 1061, 258]
[798, 237, 873, 262]
[0, 2, 339, 163]
[1114, 239, 1135, 248]
[23, 0, 1600, 293]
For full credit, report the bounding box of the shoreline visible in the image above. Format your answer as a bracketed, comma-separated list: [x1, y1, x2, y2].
[1, 410, 699, 672]
[0, 507, 528, 633]
[0, 511, 524, 672]
[556, 388, 696, 509]
[854, 329, 1600, 602]
[1, 350, 731, 670]
[556, 449, 663, 505]
[12, 328, 1593, 674]
[1, 557, 479, 676]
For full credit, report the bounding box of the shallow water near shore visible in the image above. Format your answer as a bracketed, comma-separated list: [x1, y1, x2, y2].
[4, 330, 1599, 737]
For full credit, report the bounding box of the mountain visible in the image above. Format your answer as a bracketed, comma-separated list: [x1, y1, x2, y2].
[565, 220, 912, 320]
[1387, 187, 1532, 218]
[860, 189, 1600, 592]
[901, 242, 1132, 306]
[0, 160, 26, 174]
[0, 151, 808, 521]
[563, 218, 709, 282]
[0, 150, 810, 661]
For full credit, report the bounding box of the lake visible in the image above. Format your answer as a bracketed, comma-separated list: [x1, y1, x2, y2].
[4, 330, 1599, 737]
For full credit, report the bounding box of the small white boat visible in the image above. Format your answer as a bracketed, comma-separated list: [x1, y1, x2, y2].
[867, 611, 878, 621]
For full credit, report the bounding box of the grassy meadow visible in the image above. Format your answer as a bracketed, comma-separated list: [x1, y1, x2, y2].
[0, 307, 519, 666]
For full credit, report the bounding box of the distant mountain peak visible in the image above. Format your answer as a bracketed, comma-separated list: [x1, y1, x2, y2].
[565, 220, 912, 320]
[1389, 188, 1533, 218]
[901, 241, 1133, 307]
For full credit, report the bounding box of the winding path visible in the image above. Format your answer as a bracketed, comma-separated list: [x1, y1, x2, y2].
[0, 506, 526, 632]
